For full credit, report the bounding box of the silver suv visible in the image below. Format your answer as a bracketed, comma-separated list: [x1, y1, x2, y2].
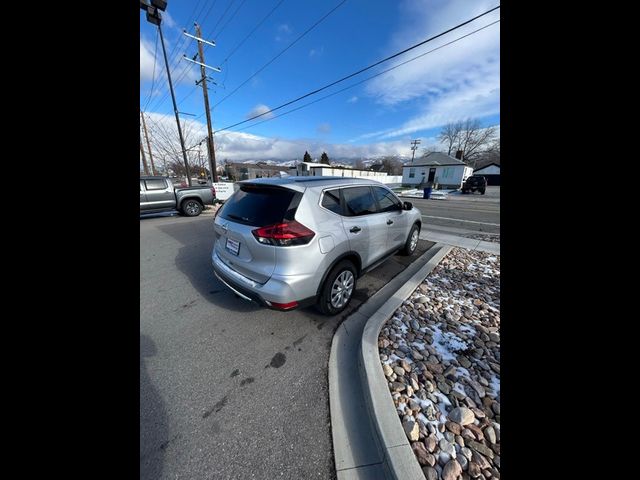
[211, 177, 422, 315]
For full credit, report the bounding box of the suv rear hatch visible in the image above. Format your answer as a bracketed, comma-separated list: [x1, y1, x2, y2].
[213, 184, 305, 284]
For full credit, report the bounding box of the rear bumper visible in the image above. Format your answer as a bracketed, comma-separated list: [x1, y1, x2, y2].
[211, 250, 317, 310]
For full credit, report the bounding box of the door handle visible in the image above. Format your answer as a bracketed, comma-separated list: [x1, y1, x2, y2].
[387, 219, 394, 225]
[350, 226, 362, 233]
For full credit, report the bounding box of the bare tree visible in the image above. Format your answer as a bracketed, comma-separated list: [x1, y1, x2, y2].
[437, 119, 498, 167]
[378, 156, 403, 175]
[146, 115, 205, 177]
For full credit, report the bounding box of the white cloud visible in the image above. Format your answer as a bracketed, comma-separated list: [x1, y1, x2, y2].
[140, 38, 156, 82]
[347, 96, 358, 103]
[317, 123, 331, 134]
[276, 24, 292, 41]
[246, 104, 274, 120]
[162, 10, 177, 29]
[309, 46, 324, 57]
[144, 112, 442, 162]
[362, 0, 500, 139]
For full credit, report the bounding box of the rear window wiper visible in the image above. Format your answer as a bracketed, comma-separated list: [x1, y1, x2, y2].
[226, 213, 251, 223]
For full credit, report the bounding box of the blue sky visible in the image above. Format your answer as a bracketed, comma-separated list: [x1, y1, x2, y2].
[140, 0, 500, 161]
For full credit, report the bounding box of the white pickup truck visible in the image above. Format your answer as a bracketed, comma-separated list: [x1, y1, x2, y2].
[140, 176, 216, 217]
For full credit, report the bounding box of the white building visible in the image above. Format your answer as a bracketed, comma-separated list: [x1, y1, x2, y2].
[473, 162, 500, 185]
[292, 162, 402, 184]
[402, 152, 473, 189]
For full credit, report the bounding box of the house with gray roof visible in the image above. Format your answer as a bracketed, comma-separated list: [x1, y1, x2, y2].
[402, 152, 474, 188]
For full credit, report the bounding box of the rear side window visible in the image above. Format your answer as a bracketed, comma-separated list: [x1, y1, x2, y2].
[219, 185, 299, 227]
[372, 186, 402, 213]
[145, 179, 167, 190]
[321, 189, 342, 215]
[342, 186, 378, 216]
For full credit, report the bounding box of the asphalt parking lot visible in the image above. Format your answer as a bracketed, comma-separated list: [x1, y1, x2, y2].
[140, 214, 434, 479]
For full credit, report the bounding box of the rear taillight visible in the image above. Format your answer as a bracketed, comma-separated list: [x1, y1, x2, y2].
[211, 186, 216, 197]
[252, 220, 315, 246]
[266, 300, 298, 310]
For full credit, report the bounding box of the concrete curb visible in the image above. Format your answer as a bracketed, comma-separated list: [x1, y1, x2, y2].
[359, 244, 452, 480]
[329, 245, 445, 479]
[420, 230, 499, 255]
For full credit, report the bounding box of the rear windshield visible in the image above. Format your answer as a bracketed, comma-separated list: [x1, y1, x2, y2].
[219, 185, 298, 227]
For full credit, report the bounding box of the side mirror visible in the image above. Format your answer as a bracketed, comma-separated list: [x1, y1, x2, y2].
[403, 201, 413, 210]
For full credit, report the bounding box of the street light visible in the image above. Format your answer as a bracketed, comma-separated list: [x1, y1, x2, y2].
[140, 0, 193, 186]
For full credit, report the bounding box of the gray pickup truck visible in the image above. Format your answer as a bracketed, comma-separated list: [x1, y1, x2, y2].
[140, 176, 216, 217]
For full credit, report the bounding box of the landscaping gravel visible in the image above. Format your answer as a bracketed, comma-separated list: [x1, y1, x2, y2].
[378, 247, 500, 479]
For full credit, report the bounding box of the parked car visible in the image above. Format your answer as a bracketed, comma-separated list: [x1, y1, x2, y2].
[461, 175, 487, 194]
[211, 177, 423, 315]
[140, 176, 216, 217]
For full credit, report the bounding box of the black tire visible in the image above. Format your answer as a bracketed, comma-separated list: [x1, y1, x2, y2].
[316, 260, 357, 316]
[480, 189, 486, 195]
[461, 189, 467, 194]
[401, 223, 420, 256]
[181, 199, 202, 217]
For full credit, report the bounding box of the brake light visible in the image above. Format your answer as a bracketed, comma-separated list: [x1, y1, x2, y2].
[252, 220, 315, 246]
[211, 186, 216, 197]
[267, 300, 298, 310]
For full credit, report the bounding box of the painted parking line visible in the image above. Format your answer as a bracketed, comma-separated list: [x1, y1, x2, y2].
[421, 215, 500, 226]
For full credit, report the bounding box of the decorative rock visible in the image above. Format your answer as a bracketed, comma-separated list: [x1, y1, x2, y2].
[406, 385, 414, 397]
[423, 452, 436, 467]
[449, 407, 475, 426]
[458, 453, 468, 470]
[444, 431, 455, 443]
[439, 439, 456, 458]
[458, 355, 472, 368]
[415, 295, 429, 304]
[484, 426, 497, 445]
[438, 451, 452, 466]
[401, 359, 412, 372]
[383, 364, 393, 377]
[425, 435, 437, 453]
[471, 450, 491, 470]
[461, 447, 473, 461]
[442, 459, 462, 480]
[438, 381, 452, 395]
[393, 366, 405, 376]
[423, 466, 438, 480]
[403, 418, 420, 441]
[468, 461, 482, 478]
[391, 382, 406, 392]
[412, 441, 431, 466]
[446, 421, 462, 435]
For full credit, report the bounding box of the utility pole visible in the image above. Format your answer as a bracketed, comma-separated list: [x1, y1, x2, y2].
[140, 1, 192, 185]
[182, 23, 220, 183]
[140, 133, 150, 175]
[410, 139, 421, 164]
[140, 109, 156, 175]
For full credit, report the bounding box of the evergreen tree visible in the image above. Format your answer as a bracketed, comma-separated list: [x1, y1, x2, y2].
[303, 151, 312, 163]
[320, 152, 330, 165]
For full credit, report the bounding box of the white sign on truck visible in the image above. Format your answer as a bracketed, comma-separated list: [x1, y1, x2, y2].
[212, 182, 235, 201]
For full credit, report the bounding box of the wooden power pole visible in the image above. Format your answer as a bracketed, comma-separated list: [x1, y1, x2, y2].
[183, 23, 219, 183]
[140, 133, 150, 175]
[140, 109, 156, 175]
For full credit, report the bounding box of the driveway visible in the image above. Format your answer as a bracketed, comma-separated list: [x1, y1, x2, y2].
[140, 214, 433, 479]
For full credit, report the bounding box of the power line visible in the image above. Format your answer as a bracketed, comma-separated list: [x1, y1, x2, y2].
[228, 20, 500, 134]
[146, 1, 220, 113]
[214, 0, 249, 40]
[207, 0, 239, 39]
[212, 5, 500, 132]
[222, 0, 287, 64]
[208, 0, 349, 113]
[176, 0, 285, 108]
[142, 29, 159, 111]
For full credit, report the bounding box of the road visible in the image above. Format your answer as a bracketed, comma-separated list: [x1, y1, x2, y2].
[406, 186, 500, 234]
[140, 214, 434, 480]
